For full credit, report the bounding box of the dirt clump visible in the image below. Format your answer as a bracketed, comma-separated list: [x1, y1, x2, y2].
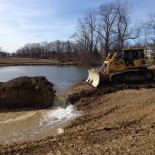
[0, 76, 55, 109]
[0, 81, 155, 154]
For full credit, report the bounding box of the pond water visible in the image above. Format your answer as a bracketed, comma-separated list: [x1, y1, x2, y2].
[0, 65, 90, 93]
[0, 65, 90, 144]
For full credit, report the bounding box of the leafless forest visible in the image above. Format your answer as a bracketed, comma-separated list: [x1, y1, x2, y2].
[1, 1, 155, 64]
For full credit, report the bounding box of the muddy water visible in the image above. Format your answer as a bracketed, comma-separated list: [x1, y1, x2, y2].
[0, 66, 89, 144]
[0, 104, 81, 144]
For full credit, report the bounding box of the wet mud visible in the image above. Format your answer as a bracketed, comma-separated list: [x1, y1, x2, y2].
[0, 81, 155, 154]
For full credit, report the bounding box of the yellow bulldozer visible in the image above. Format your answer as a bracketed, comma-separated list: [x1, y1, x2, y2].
[86, 48, 155, 87]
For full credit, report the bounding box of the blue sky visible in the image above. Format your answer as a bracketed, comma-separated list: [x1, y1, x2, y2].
[0, 0, 155, 53]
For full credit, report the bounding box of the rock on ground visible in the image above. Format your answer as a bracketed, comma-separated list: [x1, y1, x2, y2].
[0, 76, 55, 109]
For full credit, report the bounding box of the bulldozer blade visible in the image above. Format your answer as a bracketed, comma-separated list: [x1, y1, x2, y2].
[86, 69, 100, 87]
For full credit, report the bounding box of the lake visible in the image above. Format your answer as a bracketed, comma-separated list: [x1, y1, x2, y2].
[0, 65, 90, 144]
[0, 65, 90, 93]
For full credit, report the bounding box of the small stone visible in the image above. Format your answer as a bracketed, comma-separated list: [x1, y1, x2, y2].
[57, 128, 64, 134]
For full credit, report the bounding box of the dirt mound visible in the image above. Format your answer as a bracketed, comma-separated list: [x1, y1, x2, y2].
[68, 81, 154, 105]
[0, 76, 55, 109]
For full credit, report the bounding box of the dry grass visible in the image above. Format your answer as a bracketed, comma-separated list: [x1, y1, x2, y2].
[0, 58, 77, 66]
[0, 58, 58, 63]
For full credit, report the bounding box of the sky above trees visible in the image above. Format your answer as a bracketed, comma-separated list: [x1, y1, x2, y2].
[0, 0, 155, 52]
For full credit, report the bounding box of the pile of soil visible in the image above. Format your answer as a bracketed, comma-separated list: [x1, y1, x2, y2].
[0, 76, 55, 109]
[0, 81, 155, 154]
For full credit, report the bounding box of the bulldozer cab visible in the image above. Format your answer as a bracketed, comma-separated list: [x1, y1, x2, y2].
[122, 48, 145, 67]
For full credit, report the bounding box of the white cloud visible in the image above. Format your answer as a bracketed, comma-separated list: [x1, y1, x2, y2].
[0, 0, 155, 52]
[0, 0, 68, 52]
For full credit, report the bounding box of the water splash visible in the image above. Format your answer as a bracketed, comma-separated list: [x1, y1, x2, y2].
[0, 105, 82, 144]
[40, 105, 81, 127]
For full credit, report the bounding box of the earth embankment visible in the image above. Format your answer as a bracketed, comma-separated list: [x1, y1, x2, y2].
[0, 76, 55, 109]
[0, 81, 155, 154]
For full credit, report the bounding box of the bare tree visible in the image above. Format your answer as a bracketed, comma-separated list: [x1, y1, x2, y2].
[147, 13, 155, 32]
[143, 12, 155, 58]
[72, 10, 99, 54]
[41, 41, 51, 58]
[84, 11, 100, 53]
[146, 12, 155, 43]
[96, 2, 118, 57]
[115, 1, 141, 53]
[16, 43, 43, 58]
[72, 19, 88, 51]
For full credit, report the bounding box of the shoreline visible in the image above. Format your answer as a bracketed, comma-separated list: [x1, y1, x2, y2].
[0, 62, 79, 67]
[0, 81, 155, 154]
[0, 62, 154, 69]
[0, 57, 100, 67]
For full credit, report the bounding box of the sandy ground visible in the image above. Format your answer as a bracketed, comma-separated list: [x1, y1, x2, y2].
[0, 81, 155, 154]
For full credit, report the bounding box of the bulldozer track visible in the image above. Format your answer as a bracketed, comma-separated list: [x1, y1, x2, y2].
[110, 69, 155, 84]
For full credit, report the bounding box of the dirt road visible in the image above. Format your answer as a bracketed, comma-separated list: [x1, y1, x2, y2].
[0, 82, 155, 154]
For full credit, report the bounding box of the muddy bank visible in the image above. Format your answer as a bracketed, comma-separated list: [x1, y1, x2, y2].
[0, 81, 155, 154]
[0, 76, 55, 109]
[68, 81, 155, 105]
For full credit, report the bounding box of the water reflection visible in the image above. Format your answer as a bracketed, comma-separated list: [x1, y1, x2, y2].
[0, 65, 90, 91]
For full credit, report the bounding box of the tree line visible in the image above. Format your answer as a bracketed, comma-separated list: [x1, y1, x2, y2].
[12, 40, 101, 64]
[1, 0, 155, 64]
[15, 41, 77, 60]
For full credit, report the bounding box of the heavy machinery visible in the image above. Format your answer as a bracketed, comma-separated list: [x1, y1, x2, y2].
[86, 48, 154, 87]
